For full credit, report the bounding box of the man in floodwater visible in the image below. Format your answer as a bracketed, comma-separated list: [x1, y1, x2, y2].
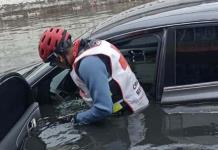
[38, 27, 149, 125]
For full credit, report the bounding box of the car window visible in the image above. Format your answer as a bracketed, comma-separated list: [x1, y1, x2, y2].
[110, 33, 160, 95]
[50, 69, 78, 101]
[175, 26, 218, 85]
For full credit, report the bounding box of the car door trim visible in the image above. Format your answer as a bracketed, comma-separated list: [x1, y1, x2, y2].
[16, 103, 40, 147]
[164, 81, 218, 92]
[102, 20, 218, 41]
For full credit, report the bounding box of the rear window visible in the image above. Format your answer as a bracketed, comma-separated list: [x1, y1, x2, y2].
[175, 26, 218, 85]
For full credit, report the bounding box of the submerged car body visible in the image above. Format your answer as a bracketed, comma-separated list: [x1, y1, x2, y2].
[2, 0, 218, 149]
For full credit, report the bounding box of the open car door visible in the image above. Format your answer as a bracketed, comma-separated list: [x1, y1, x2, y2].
[0, 73, 40, 150]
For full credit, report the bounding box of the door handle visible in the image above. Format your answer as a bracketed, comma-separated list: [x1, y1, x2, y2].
[27, 118, 37, 134]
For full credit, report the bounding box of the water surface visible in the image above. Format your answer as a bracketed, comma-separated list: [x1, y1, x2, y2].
[26, 102, 218, 150]
[0, 1, 143, 73]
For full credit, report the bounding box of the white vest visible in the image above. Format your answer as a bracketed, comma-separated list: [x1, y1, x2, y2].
[70, 40, 149, 113]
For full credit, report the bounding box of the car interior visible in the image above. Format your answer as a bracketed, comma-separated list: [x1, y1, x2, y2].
[30, 67, 78, 107]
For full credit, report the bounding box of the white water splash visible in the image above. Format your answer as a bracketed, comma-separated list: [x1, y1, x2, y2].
[39, 123, 81, 148]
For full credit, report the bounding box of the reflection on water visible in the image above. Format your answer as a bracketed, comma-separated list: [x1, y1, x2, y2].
[0, 1, 145, 73]
[27, 103, 218, 150]
[38, 123, 81, 148]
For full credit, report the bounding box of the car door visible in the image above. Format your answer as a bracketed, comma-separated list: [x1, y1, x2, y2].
[0, 72, 40, 150]
[161, 23, 218, 104]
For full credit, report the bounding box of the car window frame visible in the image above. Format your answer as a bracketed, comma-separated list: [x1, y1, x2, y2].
[105, 28, 164, 102]
[162, 22, 218, 104]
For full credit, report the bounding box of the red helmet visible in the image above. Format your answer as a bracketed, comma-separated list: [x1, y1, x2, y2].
[38, 27, 71, 62]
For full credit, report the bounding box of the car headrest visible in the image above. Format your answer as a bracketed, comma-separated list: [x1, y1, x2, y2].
[0, 72, 31, 141]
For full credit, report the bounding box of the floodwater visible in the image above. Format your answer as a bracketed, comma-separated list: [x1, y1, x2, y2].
[26, 101, 218, 150]
[2, 1, 218, 150]
[0, 1, 144, 73]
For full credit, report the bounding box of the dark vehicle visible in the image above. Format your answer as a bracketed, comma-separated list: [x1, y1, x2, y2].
[0, 72, 40, 150]
[2, 0, 218, 149]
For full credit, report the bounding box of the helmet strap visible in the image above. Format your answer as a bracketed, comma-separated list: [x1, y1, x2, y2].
[56, 50, 71, 69]
[63, 54, 72, 68]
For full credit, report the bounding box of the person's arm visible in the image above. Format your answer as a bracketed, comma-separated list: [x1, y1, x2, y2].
[75, 56, 113, 125]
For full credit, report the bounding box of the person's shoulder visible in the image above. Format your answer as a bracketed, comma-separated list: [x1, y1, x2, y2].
[78, 56, 107, 81]
[80, 56, 101, 66]
[79, 56, 105, 72]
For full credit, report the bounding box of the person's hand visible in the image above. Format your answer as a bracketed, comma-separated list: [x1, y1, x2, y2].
[57, 113, 78, 124]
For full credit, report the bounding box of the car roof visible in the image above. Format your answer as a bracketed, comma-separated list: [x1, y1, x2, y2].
[89, 0, 218, 39]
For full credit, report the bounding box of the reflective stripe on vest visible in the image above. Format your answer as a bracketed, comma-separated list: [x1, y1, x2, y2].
[70, 40, 149, 113]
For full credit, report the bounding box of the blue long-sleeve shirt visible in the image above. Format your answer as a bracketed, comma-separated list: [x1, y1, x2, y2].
[74, 56, 113, 125]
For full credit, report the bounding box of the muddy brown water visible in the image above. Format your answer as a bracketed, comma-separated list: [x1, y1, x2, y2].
[2, 1, 218, 150]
